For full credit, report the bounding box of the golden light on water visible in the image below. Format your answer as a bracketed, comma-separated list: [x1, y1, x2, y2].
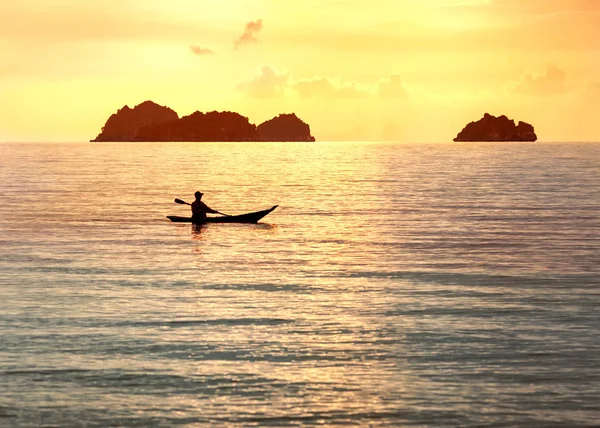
[2, 139, 599, 425]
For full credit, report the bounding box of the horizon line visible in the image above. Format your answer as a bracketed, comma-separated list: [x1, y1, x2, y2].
[2, 140, 600, 144]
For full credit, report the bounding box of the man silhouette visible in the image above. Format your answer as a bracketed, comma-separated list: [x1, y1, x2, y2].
[191, 191, 223, 222]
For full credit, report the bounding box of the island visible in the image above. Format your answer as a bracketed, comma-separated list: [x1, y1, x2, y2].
[257, 114, 314, 142]
[92, 101, 315, 142]
[453, 113, 537, 142]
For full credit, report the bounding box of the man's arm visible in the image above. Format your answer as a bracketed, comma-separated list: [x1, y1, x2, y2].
[201, 201, 228, 216]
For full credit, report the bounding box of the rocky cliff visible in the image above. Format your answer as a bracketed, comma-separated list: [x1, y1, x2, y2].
[135, 111, 258, 142]
[257, 114, 315, 142]
[454, 113, 537, 142]
[92, 101, 179, 142]
[92, 101, 315, 142]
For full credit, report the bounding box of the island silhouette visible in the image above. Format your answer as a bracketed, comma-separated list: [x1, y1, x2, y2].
[454, 113, 537, 142]
[92, 101, 316, 142]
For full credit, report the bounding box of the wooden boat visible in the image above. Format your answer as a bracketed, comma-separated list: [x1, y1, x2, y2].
[167, 205, 278, 224]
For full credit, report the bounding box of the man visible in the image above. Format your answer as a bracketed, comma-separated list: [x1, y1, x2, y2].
[191, 191, 224, 222]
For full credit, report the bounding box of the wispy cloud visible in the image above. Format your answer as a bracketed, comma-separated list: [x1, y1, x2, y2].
[511, 65, 567, 96]
[377, 75, 409, 99]
[0, 3, 227, 43]
[237, 66, 410, 100]
[234, 19, 263, 49]
[236, 65, 289, 98]
[293, 77, 370, 99]
[189, 45, 214, 55]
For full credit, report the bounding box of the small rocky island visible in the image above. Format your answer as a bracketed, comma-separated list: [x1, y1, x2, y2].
[92, 101, 315, 142]
[454, 113, 537, 142]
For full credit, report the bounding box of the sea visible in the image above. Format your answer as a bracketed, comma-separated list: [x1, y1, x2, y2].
[0, 141, 599, 427]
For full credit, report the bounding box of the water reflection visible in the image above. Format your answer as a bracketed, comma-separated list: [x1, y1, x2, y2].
[191, 222, 276, 237]
[191, 224, 206, 238]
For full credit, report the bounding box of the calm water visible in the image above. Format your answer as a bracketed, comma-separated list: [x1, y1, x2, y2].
[1, 141, 599, 427]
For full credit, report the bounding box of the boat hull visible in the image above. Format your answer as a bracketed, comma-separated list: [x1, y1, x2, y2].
[167, 205, 278, 224]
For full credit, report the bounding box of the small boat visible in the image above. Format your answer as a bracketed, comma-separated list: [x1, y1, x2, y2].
[167, 205, 278, 224]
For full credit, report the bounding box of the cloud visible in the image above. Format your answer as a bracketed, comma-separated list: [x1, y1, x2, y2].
[0, 3, 228, 44]
[234, 19, 263, 49]
[377, 74, 409, 99]
[189, 45, 214, 55]
[511, 65, 567, 96]
[271, 6, 600, 54]
[237, 66, 411, 101]
[236, 66, 290, 98]
[293, 77, 370, 99]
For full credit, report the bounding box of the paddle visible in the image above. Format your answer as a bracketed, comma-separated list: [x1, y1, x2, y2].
[174, 199, 230, 216]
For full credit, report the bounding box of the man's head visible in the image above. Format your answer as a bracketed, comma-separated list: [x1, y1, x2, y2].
[194, 191, 203, 200]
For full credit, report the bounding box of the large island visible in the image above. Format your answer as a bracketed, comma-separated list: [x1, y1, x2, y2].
[454, 113, 537, 142]
[92, 101, 316, 142]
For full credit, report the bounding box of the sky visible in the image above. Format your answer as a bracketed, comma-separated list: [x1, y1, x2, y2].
[0, 0, 599, 142]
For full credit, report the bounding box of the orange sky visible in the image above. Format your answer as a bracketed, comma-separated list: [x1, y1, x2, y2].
[0, 0, 599, 142]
